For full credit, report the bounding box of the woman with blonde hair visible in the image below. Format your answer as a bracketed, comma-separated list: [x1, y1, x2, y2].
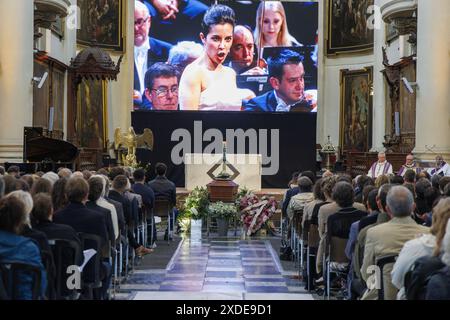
[254, 1, 301, 48]
[425, 198, 450, 299]
[375, 174, 389, 188]
[432, 197, 450, 258]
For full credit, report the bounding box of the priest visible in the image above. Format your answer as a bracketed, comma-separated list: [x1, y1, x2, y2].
[428, 155, 450, 177]
[368, 151, 393, 178]
[397, 154, 422, 176]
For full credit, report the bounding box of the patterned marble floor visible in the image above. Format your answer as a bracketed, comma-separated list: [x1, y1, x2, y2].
[115, 239, 313, 300]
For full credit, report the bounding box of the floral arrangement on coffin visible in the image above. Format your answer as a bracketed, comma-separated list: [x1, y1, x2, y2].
[208, 201, 237, 221]
[239, 193, 278, 236]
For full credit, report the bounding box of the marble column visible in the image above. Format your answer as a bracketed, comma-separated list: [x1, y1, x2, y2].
[108, 0, 134, 145]
[371, 0, 388, 152]
[413, 0, 450, 160]
[316, 0, 325, 147]
[0, 1, 34, 163]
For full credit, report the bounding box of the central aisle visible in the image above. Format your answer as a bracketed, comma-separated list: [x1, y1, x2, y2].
[118, 239, 314, 300]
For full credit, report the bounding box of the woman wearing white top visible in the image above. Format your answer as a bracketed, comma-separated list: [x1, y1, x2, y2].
[179, 5, 254, 111]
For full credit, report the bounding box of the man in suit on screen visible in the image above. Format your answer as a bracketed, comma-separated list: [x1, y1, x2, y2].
[243, 49, 315, 112]
[134, 1, 172, 107]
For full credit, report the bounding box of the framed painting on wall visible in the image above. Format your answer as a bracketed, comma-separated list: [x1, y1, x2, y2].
[77, 79, 108, 150]
[339, 67, 373, 152]
[77, 0, 125, 52]
[326, 0, 374, 55]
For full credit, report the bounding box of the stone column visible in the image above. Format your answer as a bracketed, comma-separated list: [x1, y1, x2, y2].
[316, 0, 325, 147]
[0, 1, 34, 163]
[413, 0, 450, 160]
[108, 0, 134, 144]
[371, 0, 388, 152]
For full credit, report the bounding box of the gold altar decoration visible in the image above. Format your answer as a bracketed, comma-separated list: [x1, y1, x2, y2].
[114, 127, 153, 167]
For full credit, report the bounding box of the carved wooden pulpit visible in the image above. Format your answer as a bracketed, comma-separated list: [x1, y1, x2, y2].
[68, 43, 123, 170]
[381, 47, 416, 154]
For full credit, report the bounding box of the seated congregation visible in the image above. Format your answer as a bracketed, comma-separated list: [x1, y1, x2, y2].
[281, 168, 450, 300]
[0, 161, 449, 300]
[0, 164, 176, 300]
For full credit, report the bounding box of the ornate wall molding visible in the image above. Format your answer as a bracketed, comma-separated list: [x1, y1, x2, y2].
[381, 0, 417, 22]
[381, 0, 417, 45]
[34, 0, 70, 39]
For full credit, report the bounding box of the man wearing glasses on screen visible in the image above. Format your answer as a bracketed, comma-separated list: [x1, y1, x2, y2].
[243, 49, 316, 112]
[134, 1, 172, 107]
[142, 62, 180, 110]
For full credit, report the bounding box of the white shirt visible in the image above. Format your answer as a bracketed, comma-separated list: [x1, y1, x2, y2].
[368, 160, 393, 178]
[134, 39, 150, 95]
[391, 233, 435, 289]
[273, 91, 303, 112]
[391, 233, 435, 299]
[398, 163, 420, 176]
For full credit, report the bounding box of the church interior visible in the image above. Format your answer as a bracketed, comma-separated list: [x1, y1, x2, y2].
[0, 0, 449, 303]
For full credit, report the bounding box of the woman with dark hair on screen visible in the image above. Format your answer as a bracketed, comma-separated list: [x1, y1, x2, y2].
[254, 1, 301, 48]
[179, 4, 254, 111]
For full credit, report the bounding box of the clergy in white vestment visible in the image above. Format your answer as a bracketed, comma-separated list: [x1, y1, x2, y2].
[368, 152, 393, 178]
[397, 154, 422, 177]
[427, 155, 450, 177]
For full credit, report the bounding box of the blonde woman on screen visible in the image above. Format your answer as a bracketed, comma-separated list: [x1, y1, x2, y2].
[254, 1, 301, 48]
[179, 5, 255, 111]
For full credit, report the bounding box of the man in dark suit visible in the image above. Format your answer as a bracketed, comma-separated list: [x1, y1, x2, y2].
[132, 169, 155, 210]
[148, 163, 177, 239]
[148, 163, 176, 205]
[134, 1, 173, 108]
[243, 49, 314, 112]
[52, 177, 110, 300]
[132, 168, 156, 245]
[109, 175, 153, 257]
